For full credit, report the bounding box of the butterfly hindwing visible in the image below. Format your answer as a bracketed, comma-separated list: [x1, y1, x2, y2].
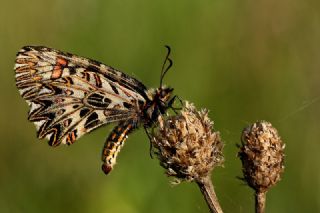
[15, 46, 147, 146]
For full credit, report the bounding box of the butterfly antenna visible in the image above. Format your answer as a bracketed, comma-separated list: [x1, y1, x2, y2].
[160, 45, 173, 88]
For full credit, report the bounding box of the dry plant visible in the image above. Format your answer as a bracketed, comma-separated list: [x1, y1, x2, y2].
[150, 102, 285, 213]
[238, 121, 285, 213]
[151, 102, 224, 213]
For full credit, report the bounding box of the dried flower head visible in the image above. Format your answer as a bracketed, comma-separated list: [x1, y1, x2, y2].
[238, 121, 285, 193]
[151, 102, 224, 183]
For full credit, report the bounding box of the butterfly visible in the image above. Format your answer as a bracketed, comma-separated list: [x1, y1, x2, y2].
[15, 45, 175, 174]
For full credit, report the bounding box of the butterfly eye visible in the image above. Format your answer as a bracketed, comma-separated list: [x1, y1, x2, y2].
[161, 90, 167, 98]
[160, 87, 173, 99]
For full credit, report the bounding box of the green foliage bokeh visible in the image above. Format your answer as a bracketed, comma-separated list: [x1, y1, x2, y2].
[1, 0, 319, 212]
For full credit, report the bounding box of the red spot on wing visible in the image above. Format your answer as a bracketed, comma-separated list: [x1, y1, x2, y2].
[56, 57, 68, 66]
[51, 68, 62, 79]
[51, 57, 68, 79]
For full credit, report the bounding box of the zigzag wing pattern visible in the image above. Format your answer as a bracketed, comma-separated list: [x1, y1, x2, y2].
[15, 46, 147, 146]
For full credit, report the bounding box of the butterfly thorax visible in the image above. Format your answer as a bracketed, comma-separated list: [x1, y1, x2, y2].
[142, 86, 174, 127]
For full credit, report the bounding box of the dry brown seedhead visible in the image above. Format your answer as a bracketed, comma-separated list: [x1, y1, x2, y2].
[238, 121, 285, 193]
[151, 102, 224, 183]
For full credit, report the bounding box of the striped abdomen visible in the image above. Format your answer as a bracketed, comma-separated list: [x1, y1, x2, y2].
[101, 120, 135, 174]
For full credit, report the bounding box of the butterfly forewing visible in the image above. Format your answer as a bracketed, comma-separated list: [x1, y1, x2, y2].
[15, 46, 148, 146]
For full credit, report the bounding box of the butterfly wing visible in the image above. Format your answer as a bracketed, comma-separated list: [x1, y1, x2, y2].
[15, 46, 148, 146]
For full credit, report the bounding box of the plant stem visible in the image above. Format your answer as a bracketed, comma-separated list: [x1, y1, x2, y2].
[255, 191, 266, 213]
[196, 176, 223, 213]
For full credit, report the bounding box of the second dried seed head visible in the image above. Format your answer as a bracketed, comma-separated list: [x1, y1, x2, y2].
[239, 121, 285, 193]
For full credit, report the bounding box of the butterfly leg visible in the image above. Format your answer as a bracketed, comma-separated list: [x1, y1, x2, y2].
[168, 95, 183, 113]
[101, 120, 135, 175]
[143, 125, 154, 159]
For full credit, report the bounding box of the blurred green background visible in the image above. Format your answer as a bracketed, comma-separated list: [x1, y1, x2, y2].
[1, 0, 319, 212]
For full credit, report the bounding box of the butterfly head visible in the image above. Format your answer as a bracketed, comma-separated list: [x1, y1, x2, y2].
[157, 86, 174, 104]
[145, 85, 174, 124]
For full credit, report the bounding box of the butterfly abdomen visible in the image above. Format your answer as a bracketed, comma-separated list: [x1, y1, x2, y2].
[101, 120, 136, 174]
